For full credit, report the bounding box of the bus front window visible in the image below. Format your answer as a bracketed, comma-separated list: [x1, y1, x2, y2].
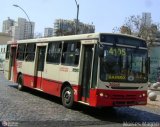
[100, 46, 148, 83]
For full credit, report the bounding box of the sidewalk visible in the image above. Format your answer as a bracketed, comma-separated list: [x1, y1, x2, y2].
[147, 88, 160, 107]
[147, 95, 160, 107]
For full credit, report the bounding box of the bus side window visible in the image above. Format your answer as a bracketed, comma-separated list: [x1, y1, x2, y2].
[16, 44, 26, 61]
[61, 42, 81, 66]
[25, 43, 36, 61]
[6, 45, 10, 59]
[46, 42, 62, 64]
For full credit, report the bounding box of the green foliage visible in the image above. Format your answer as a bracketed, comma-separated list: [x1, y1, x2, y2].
[113, 15, 160, 44]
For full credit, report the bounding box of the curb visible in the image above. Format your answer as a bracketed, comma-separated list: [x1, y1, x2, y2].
[147, 101, 160, 107]
[147, 95, 160, 107]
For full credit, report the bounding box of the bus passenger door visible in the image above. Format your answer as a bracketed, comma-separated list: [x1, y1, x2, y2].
[5, 46, 17, 81]
[10, 47, 17, 81]
[81, 45, 94, 102]
[35, 46, 46, 89]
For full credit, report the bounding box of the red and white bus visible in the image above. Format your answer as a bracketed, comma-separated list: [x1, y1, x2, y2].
[4, 33, 149, 108]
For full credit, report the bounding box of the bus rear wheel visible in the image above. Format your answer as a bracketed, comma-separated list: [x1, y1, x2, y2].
[17, 75, 24, 91]
[62, 86, 74, 108]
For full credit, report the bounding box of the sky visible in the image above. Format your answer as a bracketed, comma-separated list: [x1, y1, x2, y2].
[0, 0, 160, 34]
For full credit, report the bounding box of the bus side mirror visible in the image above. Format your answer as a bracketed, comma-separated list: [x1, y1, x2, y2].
[98, 46, 104, 57]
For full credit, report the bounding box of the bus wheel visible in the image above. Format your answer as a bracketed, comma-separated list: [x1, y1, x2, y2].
[62, 86, 74, 108]
[17, 75, 24, 91]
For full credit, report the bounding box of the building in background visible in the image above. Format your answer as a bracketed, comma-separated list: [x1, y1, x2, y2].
[53, 19, 95, 36]
[2, 17, 15, 36]
[11, 18, 35, 40]
[34, 32, 43, 38]
[2, 17, 35, 40]
[44, 27, 53, 37]
[142, 12, 151, 27]
[0, 32, 11, 70]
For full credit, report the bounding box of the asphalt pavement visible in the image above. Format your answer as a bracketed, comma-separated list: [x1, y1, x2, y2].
[0, 71, 160, 127]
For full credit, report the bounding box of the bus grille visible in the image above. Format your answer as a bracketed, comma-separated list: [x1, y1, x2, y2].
[113, 101, 137, 106]
[111, 87, 139, 89]
[111, 95, 137, 100]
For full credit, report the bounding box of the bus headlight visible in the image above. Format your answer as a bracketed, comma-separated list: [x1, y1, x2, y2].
[99, 93, 109, 98]
[142, 93, 146, 97]
[99, 93, 104, 97]
[139, 93, 146, 98]
[104, 94, 108, 98]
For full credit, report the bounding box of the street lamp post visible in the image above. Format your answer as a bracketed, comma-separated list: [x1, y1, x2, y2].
[74, 0, 79, 34]
[13, 4, 33, 39]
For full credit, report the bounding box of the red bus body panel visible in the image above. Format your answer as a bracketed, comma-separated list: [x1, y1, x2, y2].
[89, 89, 147, 107]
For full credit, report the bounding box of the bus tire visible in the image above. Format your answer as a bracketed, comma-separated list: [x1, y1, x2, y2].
[62, 86, 74, 108]
[17, 74, 24, 91]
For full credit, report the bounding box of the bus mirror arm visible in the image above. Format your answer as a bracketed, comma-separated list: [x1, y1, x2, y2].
[98, 43, 104, 57]
[113, 42, 116, 47]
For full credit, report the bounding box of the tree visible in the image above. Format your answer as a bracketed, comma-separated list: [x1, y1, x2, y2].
[123, 15, 142, 35]
[114, 15, 160, 45]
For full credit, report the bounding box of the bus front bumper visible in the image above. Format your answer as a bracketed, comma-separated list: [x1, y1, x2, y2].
[89, 89, 147, 107]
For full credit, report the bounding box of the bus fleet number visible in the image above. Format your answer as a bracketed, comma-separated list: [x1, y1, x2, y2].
[108, 48, 126, 56]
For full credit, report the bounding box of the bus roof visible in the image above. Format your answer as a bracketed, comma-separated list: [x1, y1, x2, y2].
[7, 33, 145, 44]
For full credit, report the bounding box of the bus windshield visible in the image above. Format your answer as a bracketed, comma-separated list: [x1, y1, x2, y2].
[100, 46, 148, 83]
